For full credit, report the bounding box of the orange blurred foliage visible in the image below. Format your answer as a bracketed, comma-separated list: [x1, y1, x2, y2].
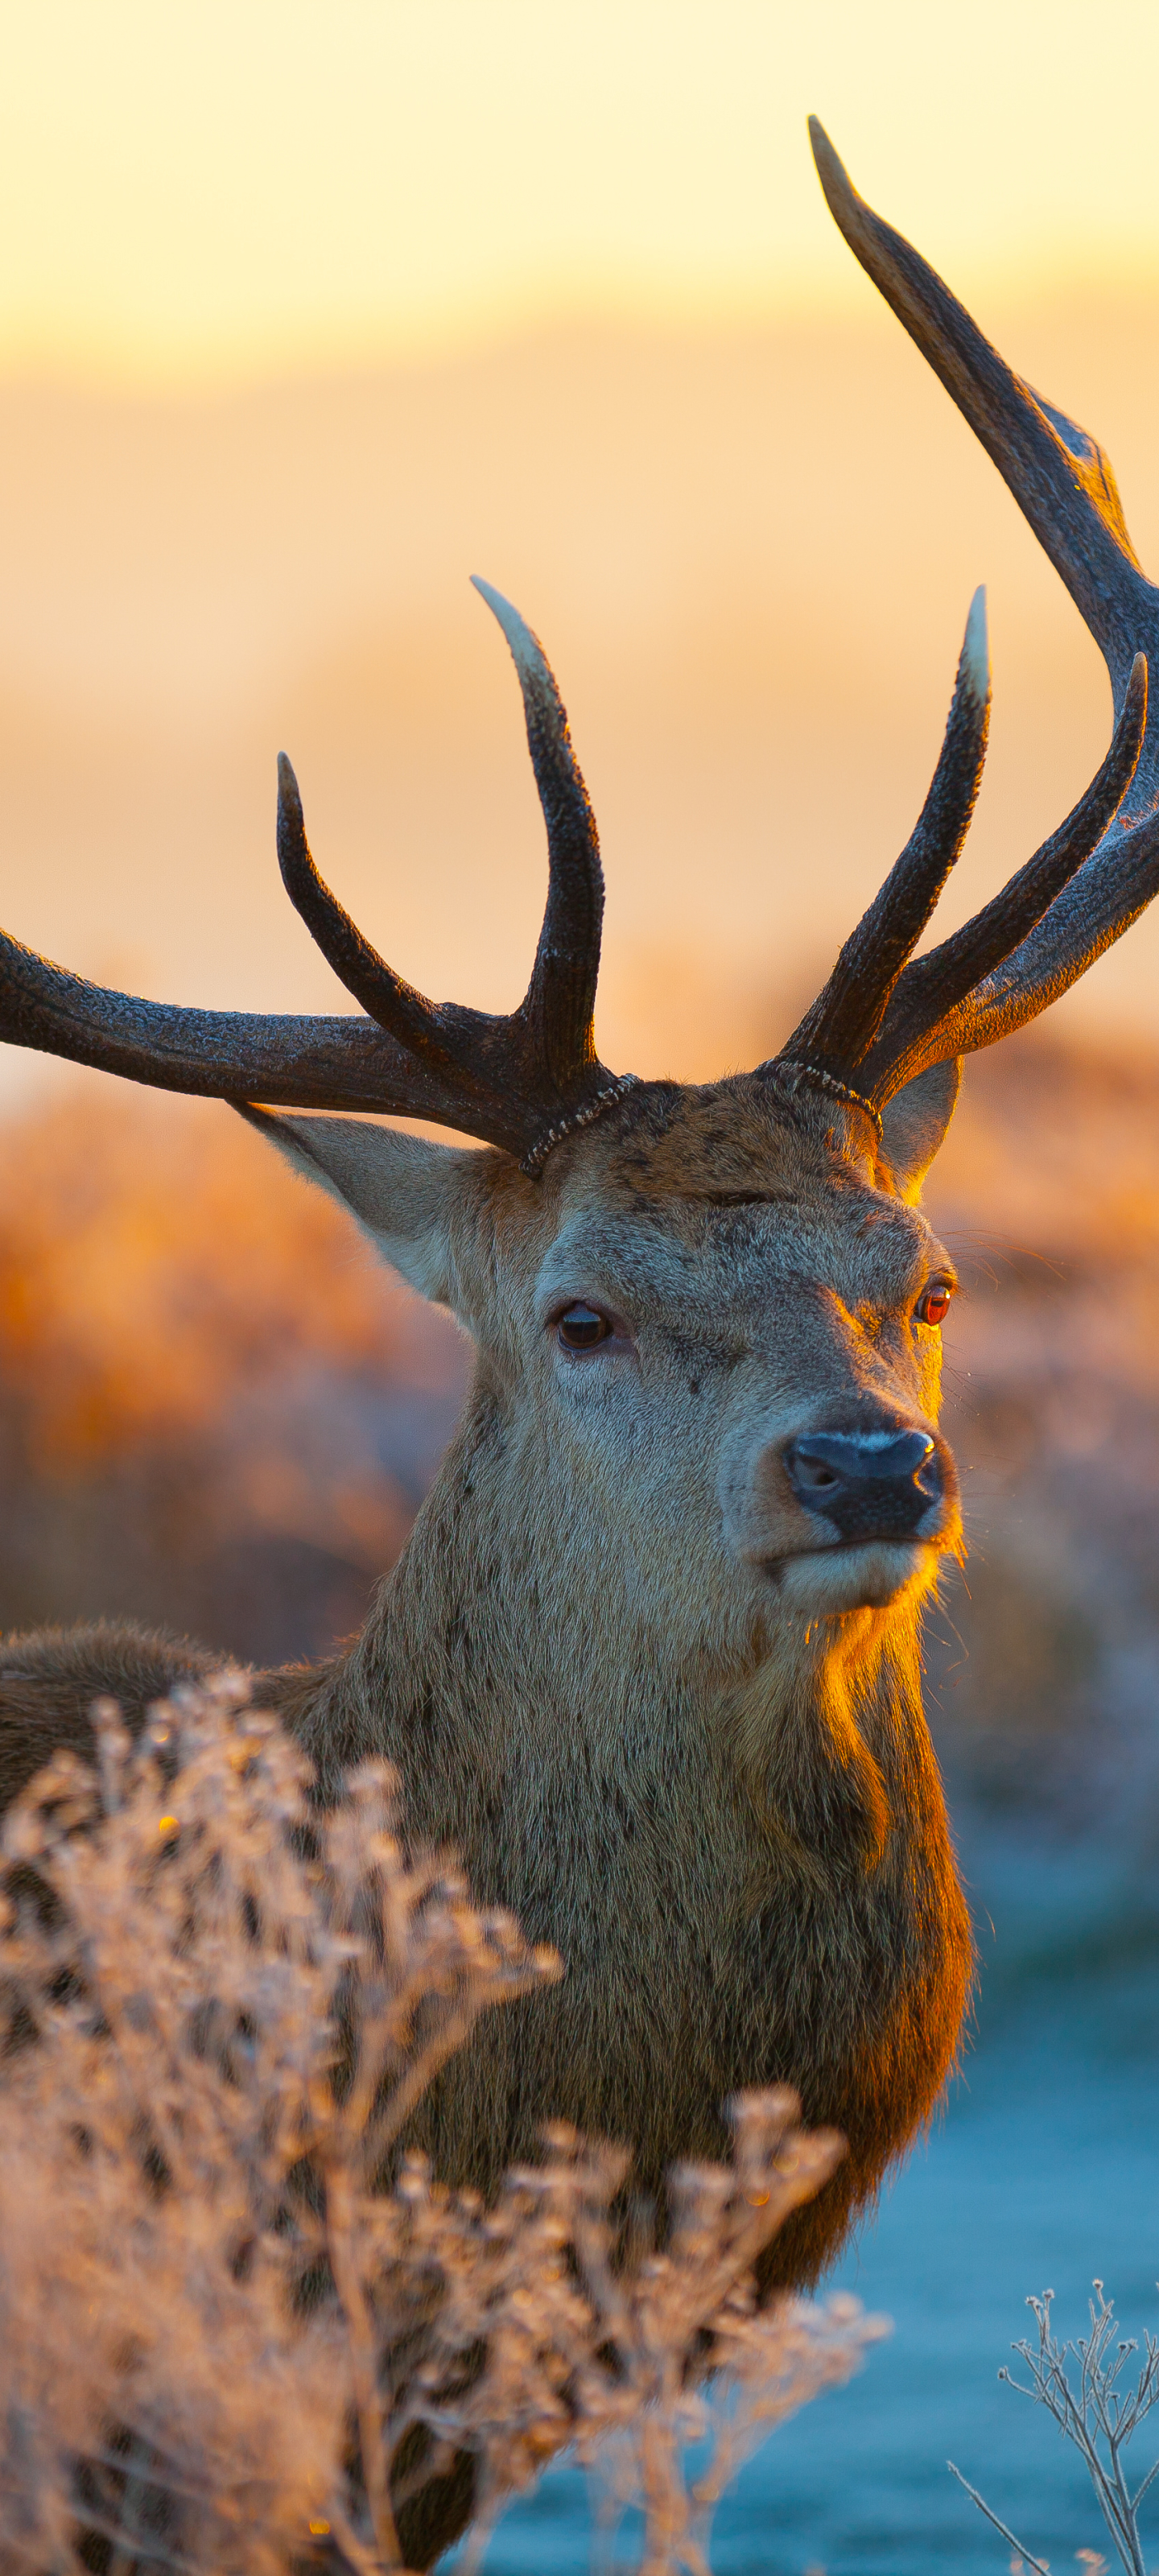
[0, 1088, 466, 1660]
[0, 1090, 458, 1468]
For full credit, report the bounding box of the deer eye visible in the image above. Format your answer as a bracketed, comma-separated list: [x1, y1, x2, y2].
[915, 1278, 954, 1328]
[556, 1302, 613, 1351]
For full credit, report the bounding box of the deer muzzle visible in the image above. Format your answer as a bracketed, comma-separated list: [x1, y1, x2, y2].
[783, 1426, 947, 1544]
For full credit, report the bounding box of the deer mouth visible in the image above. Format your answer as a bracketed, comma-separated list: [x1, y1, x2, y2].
[720, 1418, 960, 1613]
[768, 1534, 945, 1618]
[765, 1428, 960, 1612]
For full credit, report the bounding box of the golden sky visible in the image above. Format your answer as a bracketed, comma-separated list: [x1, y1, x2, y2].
[3, 0, 1159, 386]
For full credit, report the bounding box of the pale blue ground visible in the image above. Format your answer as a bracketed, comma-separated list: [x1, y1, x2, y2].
[453, 1823, 1159, 2574]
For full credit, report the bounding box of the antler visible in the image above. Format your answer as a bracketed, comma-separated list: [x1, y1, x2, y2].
[772, 121, 1159, 1123]
[0, 584, 631, 1174]
[4, 138, 1159, 1174]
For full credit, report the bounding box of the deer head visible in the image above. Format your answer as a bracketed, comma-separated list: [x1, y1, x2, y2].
[2, 126, 1158, 1653]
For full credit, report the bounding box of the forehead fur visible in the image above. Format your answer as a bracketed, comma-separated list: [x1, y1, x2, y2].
[553, 1075, 876, 1212]
[472, 1076, 918, 1297]
[463, 1073, 940, 1355]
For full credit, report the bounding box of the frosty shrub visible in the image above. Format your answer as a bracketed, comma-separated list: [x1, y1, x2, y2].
[951, 2283, 1159, 2576]
[0, 1677, 884, 2575]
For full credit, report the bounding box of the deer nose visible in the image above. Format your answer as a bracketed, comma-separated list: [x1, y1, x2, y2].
[783, 1427, 943, 1542]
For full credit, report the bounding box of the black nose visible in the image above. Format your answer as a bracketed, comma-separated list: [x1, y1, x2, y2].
[784, 1427, 943, 1542]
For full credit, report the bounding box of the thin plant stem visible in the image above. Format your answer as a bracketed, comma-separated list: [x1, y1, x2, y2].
[954, 2287, 1159, 2576]
[947, 2462, 1051, 2575]
[324, 2157, 403, 2573]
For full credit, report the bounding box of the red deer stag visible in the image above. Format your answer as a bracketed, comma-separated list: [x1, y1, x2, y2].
[2, 123, 1159, 2564]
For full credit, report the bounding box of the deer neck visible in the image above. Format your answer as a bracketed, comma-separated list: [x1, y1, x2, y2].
[305, 1376, 940, 1895]
[279, 1374, 968, 2237]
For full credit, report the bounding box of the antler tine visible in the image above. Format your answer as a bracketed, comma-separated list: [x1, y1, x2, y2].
[783, 587, 990, 1078]
[808, 116, 1159, 769]
[860, 651, 1149, 1098]
[274, 753, 539, 1127]
[0, 923, 514, 1127]
[275, 753, 471, 1084]
[471, 578, 604, 1091]
[934, 792, 1159, 1059]
[0, 584, 622, 1173]
[773, 124, 1159, 1130]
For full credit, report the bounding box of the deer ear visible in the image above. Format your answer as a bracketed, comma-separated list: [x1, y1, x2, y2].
[876, 1057, 962, 1201]
[237, 1108, 472, 1306]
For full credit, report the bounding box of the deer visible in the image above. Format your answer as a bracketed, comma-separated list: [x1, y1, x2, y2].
[2, 122, 1159, 2566]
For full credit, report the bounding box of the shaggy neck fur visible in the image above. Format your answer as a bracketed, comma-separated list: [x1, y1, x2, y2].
[274, 1363, 973, 2286]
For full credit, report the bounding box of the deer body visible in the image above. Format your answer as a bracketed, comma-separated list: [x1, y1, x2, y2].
[0, 1074, 973, 2293]
[266, 1080, 974, 2281]
[1, 122, 1159, 2566]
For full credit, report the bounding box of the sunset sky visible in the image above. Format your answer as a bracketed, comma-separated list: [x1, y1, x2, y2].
[2, 1, 1159, 1104]
[4, 0, 1159, 386]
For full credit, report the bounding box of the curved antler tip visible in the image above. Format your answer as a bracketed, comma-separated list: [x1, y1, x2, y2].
[472, 572, 532, 638]
[275, 754, 308, 878]
[808, 116, 854, 205]
[471, 572, 550, 691]
[963, 585, 991, 703]
[472, 571, 525, 635]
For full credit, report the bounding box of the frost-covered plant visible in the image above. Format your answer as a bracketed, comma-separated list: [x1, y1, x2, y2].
[0, 1678, 883, 2575]
[951, 2283, 1159, 2576]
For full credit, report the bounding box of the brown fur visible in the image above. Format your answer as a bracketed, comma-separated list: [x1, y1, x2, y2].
[0, 1072, 975, 2566]
[0, 1621, 220, 1814]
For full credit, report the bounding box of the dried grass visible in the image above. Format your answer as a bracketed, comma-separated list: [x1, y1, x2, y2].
[0, 1676, 884, 2575]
